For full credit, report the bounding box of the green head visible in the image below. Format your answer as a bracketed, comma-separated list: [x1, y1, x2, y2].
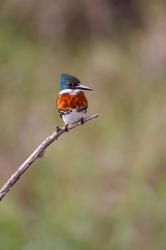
[60, 73, 93, 91]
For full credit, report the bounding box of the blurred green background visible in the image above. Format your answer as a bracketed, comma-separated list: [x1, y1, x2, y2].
[0, 1, 166, 249]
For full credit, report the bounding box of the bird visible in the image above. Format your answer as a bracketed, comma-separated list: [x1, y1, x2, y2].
[57, 73, 93, 128]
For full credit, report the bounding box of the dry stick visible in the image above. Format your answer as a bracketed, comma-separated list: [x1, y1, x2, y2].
[0, 114, 99, 201]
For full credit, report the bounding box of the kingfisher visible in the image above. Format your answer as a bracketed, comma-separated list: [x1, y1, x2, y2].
[57, 73, 93, 128]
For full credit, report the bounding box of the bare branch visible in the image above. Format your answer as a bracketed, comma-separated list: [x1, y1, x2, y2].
[0, 114, 99, 201]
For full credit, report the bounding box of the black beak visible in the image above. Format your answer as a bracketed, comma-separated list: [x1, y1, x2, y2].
[77, 83, 93, 91]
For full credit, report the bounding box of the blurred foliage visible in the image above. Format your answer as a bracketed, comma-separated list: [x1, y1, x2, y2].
[0, 0, 166, 250]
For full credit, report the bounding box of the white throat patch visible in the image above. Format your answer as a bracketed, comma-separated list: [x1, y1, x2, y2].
[59, 89, 81, 95]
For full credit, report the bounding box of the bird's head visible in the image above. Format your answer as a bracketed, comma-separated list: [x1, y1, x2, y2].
[60, 73, 93, 91]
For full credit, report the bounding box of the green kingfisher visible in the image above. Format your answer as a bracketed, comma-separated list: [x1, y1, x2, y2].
[57, 73, 93, 126]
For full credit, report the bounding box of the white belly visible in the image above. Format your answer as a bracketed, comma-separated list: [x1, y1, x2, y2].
[62, 109, 86, 125]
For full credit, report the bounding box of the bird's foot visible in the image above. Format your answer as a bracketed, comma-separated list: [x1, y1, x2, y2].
[65, 124, 69, 132]
[80, 118, 84, 124]
[56, 126, 61, 133]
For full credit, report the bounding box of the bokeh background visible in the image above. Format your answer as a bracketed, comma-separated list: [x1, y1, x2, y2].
[0, 1, 166, 249]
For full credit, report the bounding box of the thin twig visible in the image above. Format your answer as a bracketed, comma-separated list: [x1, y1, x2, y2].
[0, 114, 99, 201]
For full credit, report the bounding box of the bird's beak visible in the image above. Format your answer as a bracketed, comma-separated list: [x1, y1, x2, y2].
[77, 83, 93, 91]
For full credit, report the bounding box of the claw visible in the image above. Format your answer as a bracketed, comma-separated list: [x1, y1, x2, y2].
[80, 118, 84, 124]
[65, 124, 69, 132]
[56, 126, 61, 133]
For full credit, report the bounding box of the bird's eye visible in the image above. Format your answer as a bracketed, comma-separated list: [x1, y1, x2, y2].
[68, 83, 73, 88]
[69, 82, 78, 87]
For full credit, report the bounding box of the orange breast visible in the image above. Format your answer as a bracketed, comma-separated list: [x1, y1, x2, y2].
[57, 91, 88, 110]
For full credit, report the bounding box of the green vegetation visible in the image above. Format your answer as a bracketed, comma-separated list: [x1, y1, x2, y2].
[0, 1, 166, 249]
